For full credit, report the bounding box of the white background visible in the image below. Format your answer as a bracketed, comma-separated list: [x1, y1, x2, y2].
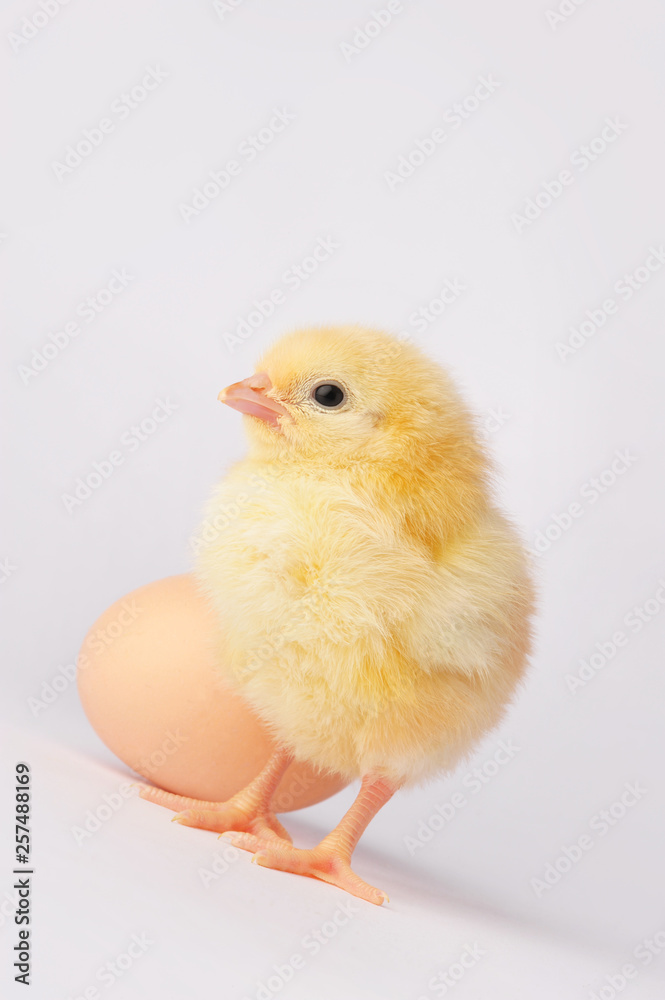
[2, 0, 665, 997]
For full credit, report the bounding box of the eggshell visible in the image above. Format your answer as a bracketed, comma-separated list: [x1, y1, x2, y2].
[77, 574, 347, 811]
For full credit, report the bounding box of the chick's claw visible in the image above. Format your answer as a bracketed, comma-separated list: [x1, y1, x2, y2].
[219, 830, 279, 853]
[171, 805, 242, 832]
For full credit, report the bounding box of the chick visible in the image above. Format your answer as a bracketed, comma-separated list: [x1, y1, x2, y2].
[139, 326, 534, 904]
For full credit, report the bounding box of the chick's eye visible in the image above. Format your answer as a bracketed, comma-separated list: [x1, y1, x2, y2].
[313, 383, 345, 408]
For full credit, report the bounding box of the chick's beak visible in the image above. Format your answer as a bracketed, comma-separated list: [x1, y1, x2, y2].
[218, 372, 291, 427]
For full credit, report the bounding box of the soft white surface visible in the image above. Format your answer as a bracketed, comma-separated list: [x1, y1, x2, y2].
[2, 0, 665, 994]
[2, 726, 664, 1000]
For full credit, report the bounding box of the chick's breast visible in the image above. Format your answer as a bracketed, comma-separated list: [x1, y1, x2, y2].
[196, 461, 533, 786]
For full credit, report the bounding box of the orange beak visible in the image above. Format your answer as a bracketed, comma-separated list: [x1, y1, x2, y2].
[218, 372, 291, 427]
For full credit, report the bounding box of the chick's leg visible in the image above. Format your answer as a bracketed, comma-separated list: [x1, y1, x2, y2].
[138, 748, 293, 843]
[226, 774, 397, 905]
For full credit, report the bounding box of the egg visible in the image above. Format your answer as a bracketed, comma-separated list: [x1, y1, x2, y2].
[77, 575, 347, 811]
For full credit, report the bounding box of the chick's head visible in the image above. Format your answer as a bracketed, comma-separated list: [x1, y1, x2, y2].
[221, 326, 485, 475]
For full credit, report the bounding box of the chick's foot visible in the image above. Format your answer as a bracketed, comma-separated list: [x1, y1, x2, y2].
[224, 773, 398, 905]
[137, 748, 293, 844]
[228, 836, 388, 905]
[138, 784, 291, 842]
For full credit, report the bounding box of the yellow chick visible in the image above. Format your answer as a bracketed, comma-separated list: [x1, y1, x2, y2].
[140, 325, 534, 904]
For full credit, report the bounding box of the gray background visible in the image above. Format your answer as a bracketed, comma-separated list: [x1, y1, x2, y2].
[2, 0, 665, 996]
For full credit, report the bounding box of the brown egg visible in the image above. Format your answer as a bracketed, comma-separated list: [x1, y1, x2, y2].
[77, 574, 347, 811]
